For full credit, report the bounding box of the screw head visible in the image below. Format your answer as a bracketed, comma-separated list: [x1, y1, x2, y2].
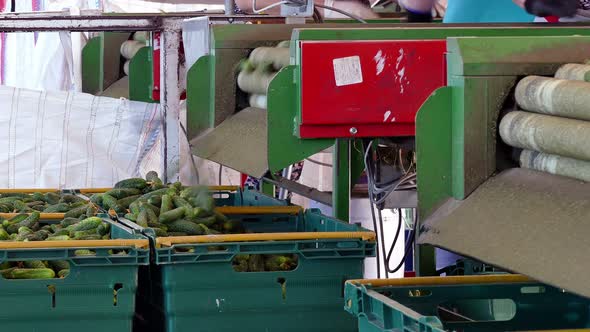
[349, 127, 358, 135]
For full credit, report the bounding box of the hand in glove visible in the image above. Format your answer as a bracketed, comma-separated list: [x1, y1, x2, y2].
[399, 0, 434, 22]
[523, 0, 579, 17]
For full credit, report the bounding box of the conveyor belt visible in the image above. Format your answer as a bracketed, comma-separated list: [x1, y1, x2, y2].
[418, 168, 590, 298]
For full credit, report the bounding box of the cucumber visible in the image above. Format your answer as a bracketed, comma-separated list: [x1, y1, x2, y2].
[139, 202, 158, 221]
[48, 260, 70, 272]
[2, 268, 55, 279]
[147, 221, 167, 230]
[46, 235, 70, 241]
[25, 200, 45, 208]
[67, 217, 102, 232]
[89, 193, 103, 205]
[72, 229, 99, 239]
[147, 195, 162, 207]
[145, 171, 159, 182]
[31, 192, 45, 202]
[0, 227, 9, 240]
[136, 209, 149, 227]
[160, 194, 174, 214]
[159, 207, 186, 224]
[7, 214, 28, 224]
[116, 195, 141, 209]
[53, 229, 70, 236]
[248, 254, 265, 272]
[60, 194, 85, 204]
[96, 223, 110, 236]
[24, 260, 46, 269]
[129, 200, 142, 215]
[152, 228, 168, 237]
[86, 204, 98, 216]
[13, 200, 32, 212]
[166, 219, 205, 235]
[138, 188, 173, 201]
[7, 212, 40, 234]
[124, 213, 137, 222]
[74, 250, 96, 256]
[105, 188, 141, 199]
[100, 194, 120, 212]
[60, 217, 80, 227]
[193, 216, 217, 226]
[43, 203, 70, 213]
[76, 234, 102, 240]
[44, 192, 60, 205]
[58, 269, 70, 278]
[114, 178, 148, 190]
[64, 204, 90, 218]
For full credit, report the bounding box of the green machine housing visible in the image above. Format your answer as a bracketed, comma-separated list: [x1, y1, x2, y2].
[187, 22, 590, 297]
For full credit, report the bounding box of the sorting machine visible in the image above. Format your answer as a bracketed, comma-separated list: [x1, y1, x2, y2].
[187, 22, 590, 296]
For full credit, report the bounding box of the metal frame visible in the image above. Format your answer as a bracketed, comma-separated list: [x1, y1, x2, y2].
[0, 14, 286, 184]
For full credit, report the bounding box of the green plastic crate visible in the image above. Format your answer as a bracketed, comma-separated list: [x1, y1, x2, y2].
[133, 208, 375, 332]
[345, 275, 590, 332]
[213, 188, 289, 207]
[0, 216, 149, 332]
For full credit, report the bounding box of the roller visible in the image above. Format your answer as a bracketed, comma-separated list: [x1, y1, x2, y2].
[276, 40, 290, 48]
[499, 111, 590, 162]
[120, 40, 145, 60]
[123, 60, 130, 76]
[249, 47, 290, 71]
[237, 67, 276, 95]
[249, 94, 267, 109]
[133, 31, 149, 42]
[520, 149, 590, 182]
[554, 63, 590, 82]
[515, 75, 590, 121]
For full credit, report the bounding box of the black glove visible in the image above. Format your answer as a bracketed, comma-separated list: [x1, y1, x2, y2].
[406, 8, 433, 22]
[524, 0, 578, 17]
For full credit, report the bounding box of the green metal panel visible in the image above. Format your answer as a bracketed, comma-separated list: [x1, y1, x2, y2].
[129, 47, 154, 103]
[81, 36, 103, 94]
[292, 25, 590, 41]
[267, 66, 333, 173]
[332, 139, 350, 221]
[415, 87, 453, 276]
[186, 55, 214, 139]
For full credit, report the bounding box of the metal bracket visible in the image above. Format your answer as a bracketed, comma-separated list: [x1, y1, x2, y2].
[280, 0, 314, 18]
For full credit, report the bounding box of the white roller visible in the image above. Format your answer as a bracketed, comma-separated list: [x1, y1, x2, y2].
[120, 40, 145, 60]
[500, 111, 590, 162]
[249, 94, 267, 109]
[133, 31, 150, 42]
[520, 149, 590, 182]
[123, 60, 130, 76]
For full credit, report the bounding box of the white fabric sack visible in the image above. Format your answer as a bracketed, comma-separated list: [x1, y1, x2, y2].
[0, 85, 162, 189]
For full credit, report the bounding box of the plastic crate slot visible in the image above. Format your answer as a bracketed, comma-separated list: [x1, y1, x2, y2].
[277, 277, 287, 300]
[47, 285, 56, 308]
[212, 193, 230, 200]
[437, 299, 516, 323]
[113, 283, 123, 306]
[408, 289, 432, 297]
[520, 286, 545, 294]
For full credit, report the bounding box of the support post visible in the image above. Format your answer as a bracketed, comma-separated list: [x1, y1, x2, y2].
[160, 24, 181, 183]
[332, 139, 350, 221]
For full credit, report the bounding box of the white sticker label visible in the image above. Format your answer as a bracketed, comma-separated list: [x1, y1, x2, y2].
[333, 56, 363, 87]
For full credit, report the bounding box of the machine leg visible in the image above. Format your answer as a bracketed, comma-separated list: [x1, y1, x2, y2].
[261, 180, 274, 197]
[333, 139, 350, 221]
[160, 28, 181, 183]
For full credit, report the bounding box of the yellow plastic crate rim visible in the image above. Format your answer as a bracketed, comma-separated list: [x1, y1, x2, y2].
[347, 274, 532, 288]
[0, 212, 66, 220]
[0, 239, 149, 249]
[156, 231, 376, 247]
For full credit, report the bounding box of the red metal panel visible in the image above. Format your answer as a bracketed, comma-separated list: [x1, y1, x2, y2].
[299, 40, 446, 138]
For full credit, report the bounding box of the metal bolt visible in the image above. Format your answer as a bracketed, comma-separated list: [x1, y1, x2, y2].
[349, 127, 358, 135]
